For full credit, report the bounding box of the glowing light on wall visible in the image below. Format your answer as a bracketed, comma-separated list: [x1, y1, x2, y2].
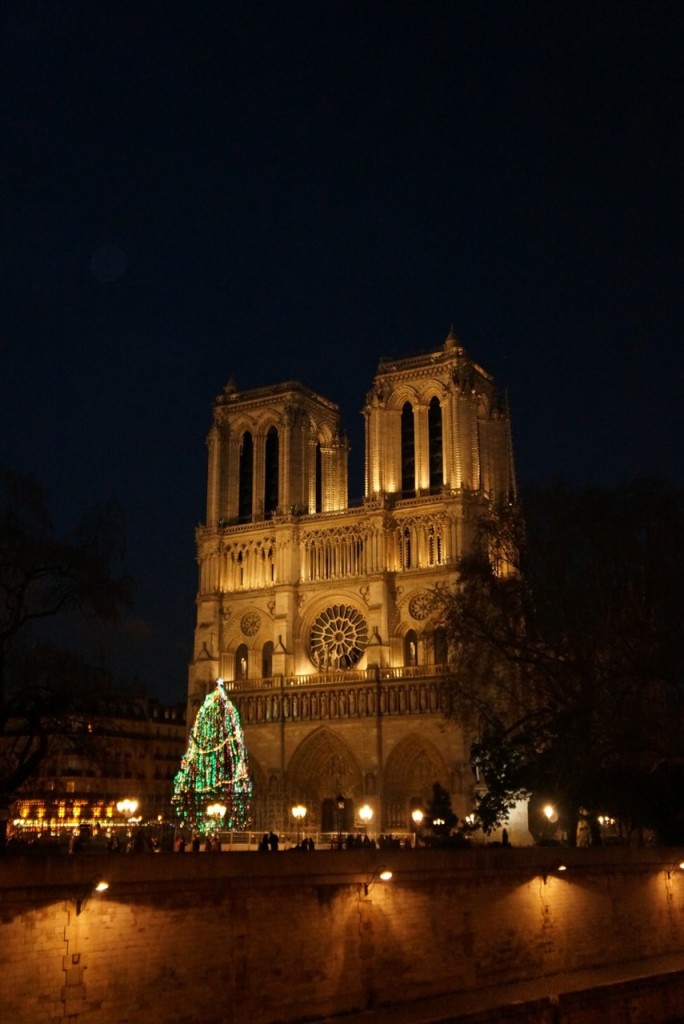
[358, 804, 373, 824]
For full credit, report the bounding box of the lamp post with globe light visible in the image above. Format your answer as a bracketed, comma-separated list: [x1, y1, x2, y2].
[291, 804, 307, 846]
[411, 808, 424, 847]
[358, 803, 373, 839]
[116, 798, 140, 852]
[336, 794, 345, 849]
[116, 798, 139, 821]
[206, 802, 226, 840]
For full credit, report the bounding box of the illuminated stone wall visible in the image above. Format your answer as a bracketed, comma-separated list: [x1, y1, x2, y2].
[2, 847, 684, 1024]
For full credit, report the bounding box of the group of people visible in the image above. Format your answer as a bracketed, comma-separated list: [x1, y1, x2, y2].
[258, 833, 318, 851]
[105, 828, 159, 854]
[337, 833, 378, 849]
[175, 834, 221, 852]
[258, 831, 280, 852]
[290, 837, 315, 851]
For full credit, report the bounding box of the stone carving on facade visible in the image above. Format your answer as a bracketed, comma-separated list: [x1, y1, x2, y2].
[408, 590, 435, 622]
[310, 604, 369, 670]
[235, 681, 445, 728]
[364, 772, 377, 795]
[241, 611, 261, 637]
[197, 640, 215, 661]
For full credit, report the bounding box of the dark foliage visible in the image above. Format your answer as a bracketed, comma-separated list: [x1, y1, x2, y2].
[0, 466, 132, 841]
[436, 480, 684, 845]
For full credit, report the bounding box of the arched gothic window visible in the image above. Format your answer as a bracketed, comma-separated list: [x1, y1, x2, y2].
[434, 627, 448, 665]
[315, 441, 322, 513]
[401, 526, 412, 569]
[262, 641, 274, 678]
[238, 432, 253, 523]
[401, 402, 415, 497]
[428, 396, 443, 493]
[264, 426, 279, 517]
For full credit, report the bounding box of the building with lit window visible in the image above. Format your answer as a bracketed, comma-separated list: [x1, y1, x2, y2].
[187, 330, 517, 836]
[9, 698, 186, 844]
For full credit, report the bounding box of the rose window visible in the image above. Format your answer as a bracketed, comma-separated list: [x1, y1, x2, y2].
[240, 612, 261, 637]
[408, 591, 434, 621]
[310, 604, 369, 670]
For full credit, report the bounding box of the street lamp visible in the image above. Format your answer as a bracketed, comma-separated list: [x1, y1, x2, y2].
[336, 794, 345, 849]
[291, 804, 307, 845]
[358, 803, 373, 833]
[411, 808, 424, 847]
[116, 799, 139, 846]
[206, 802, 226, 836]
[116, 798, 139, 819]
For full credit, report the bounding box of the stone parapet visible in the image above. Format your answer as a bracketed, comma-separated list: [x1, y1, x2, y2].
[2, 847, 683, 1024]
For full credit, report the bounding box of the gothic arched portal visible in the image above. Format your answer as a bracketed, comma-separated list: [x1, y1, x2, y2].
[286, 727, 363, 832]
[383, 732, 449, 830]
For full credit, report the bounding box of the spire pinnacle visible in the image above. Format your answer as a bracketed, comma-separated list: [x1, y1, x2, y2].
[444, 325, 461, 351]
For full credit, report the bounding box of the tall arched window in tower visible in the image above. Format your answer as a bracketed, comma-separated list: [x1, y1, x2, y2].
[433, 627, 448, 666]
[238, 432, 253, 523]
[400, 526, 412, 569]
[428, 396, 443, 493]
[404, 629, 418, 667]
[315, 441, 322, 513]
[401, 402, 415, 498]
[262, 641, 273, 679]
[235, 643, 248, 680]
[264, 426, 279, 517]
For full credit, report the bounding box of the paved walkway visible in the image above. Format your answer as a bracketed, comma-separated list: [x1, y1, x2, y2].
[320, 952, 684, 1024]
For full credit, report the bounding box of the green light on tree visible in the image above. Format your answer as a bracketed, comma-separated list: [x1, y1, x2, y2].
[172, 679, 252, 834]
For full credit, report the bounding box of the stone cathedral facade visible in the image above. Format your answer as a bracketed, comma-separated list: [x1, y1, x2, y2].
[187, 329, 517, 835]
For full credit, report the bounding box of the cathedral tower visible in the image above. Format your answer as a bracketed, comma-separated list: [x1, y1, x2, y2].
[188, 331, 517, 836]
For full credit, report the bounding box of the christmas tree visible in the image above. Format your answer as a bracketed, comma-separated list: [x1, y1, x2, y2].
[172, 679, 252, 834]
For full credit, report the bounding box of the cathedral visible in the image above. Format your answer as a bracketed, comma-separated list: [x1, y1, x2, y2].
[187, 329, 517, 836]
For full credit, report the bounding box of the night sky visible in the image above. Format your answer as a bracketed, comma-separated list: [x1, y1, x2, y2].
[4, 2, 683, 703]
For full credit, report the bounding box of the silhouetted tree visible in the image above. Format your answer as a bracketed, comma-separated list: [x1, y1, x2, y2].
[436, 480, 684, 845]
[0, 466, 132, 847]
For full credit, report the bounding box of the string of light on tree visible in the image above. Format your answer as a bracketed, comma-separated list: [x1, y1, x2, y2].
[172, 679, 252, 833]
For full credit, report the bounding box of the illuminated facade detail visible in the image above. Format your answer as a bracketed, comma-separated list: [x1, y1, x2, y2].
[241, 611, 261, 636]
[188, 330, 517, 834]
[310, 604, 369, 669]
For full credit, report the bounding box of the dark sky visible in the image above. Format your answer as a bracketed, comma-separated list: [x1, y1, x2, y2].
[3, 2, 683, 704]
